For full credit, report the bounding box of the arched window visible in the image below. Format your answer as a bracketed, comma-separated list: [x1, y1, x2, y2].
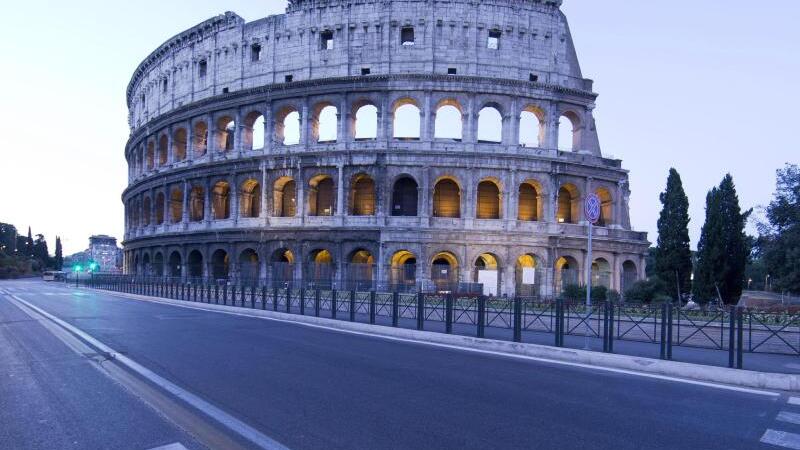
[477, 106, 502, 143]
[211, 249, 229, 280]
[350, 175, 376, 216]
[313, 104, 338, 143]
[217, 117, 235, 152]
[153, 252, 164, 277]
[557, 184, 579, 224]
[189, 186, 204, 222]
[622, 260, 638, 293]
[392, 177, 418, 217]
[142, 253, 151, 275]
[212, 181, 231, 220]
[273, 177, 297, 217]
[155, 192, 165, 225]
[515, 254, 540, 297]
[193, 121, 208, 156]
[239, 249, 260, 283]
[348, 249, 374, 290]
[308, 249, 334, 288]
[170, 187, 183, 223]
[353, 103, 377, 140]
[168, 251, 182, 278]
[276, 107, 300, 145]
[433, 179, 461, 218]
[393, 99, 421, 139]
[173, 128, 187, 161]
[555, 256, 580, 292]
[187, 250, 203, 278]
[146, 142, 155, 170]
[270, 248, 295, 284]
[476, 180, 501, 220]
[240, 179, 261, 218]
[158, 135, 168, 166]
[518, 182, 540, 221]
[519, 107, 545, 147]
[308, 176, 334, 216]
[474, 253, 500, 296]
[592, 258, 612, 288]
[142, 196, 152, 225]
[595, 187, 613, 227]
[243, 112, 265, 150]
[431, 252, 459, 292]
[434, 101, 463, 140]
[390, 250, 417, 291]
[558, 112, 581, 151]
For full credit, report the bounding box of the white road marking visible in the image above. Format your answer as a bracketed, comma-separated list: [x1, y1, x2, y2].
[778, 411, 800, 426]
[8, 295, 290, 450]
[762, 429, 800, 449]
[147, 443, 188, 450]
[789, 397, 800, 406]
[104, 291, 782, 398]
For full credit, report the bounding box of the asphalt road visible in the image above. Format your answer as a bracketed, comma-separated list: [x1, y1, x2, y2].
[1, 279, 797, 450]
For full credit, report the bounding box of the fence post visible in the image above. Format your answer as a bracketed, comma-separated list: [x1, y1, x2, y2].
[513, 297, 522, 342]
[315, 289, 321, 317]
[299, 288, 306, 315]
[350, 290, 356, 322]
[286, 287, 292, 313]
[555, 298, 563, 347]
[273, 287, 279, 311]
[737, 307, 744, 369]
[416, 293, 425, 330]
[666, 304, 673, 360]
[332, 290, 338, 319]
[728, 306, 736, 368]
[477, 295, 486, 338]
[250, 285, 256, 309]
[231, 285, 237, 306]
[261, 286, 267, 310]
[214, 285, 219, 304]
[369, 291, 376, 324]
[392, 292, 399, 327]
[660, 303, 668, 360]
[608, 301, 615, 353]
[446, 294, 454, 334]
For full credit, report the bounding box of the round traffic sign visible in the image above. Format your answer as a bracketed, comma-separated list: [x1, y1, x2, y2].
[585, 193, 602, 224]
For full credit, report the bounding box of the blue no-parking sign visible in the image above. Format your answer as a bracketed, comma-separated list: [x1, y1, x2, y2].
[585, 193, 601, 225]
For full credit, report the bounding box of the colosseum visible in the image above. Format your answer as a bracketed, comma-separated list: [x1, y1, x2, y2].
[122, 0, 649, 297]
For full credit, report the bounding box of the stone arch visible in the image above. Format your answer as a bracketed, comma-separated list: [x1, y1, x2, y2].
[515, 253, 543, 297]
[153, 252, 164, 277]
[275, 106, 300, 145]
[434, 99, 463, 140]
[477, 103, 503, 143]
[557, 183, 580, 224]
[392, 175, 419, 217]
[392, 97, 421, 139]
[622, 260, 639, 293]
[390, 250, 417, 290]
[211, 181, 231, 220]
[311, 102, 338, 143]
[307, 248, 334, 288]
[142, 196, 152, 225]
[592, 257, 612, 288]
[433, 177, 461, 218]
[189, 186, 204, 222]
[476, 179, 501, 220]
[211, 249, 230, 280]
[349, 173, 376, 216]
[133, 254, 140, 275]
[216, 115, 235, 152]
[595, 187, 613, 227]
[351, 99, 378, 140]
[168, 251, 182, 278]
[170, 186, 183, 223]
[519, 105, 546, 147]
[239, 248, 260, 283]
[187, 250, 203, 279]
[193, 120, 208, 156]
[154, 192, 165, 225]
[158, 134, 168, 166]
[431, 251, 459, 291]
[347, 248, 375, 290]
[172, 128, 187, 161]
[146, 141, 155, 170]
[308, 174, 335, 216]
[518, 180, 543, 222]
[273, 176, 297, 217]
[474, 253, 501, 296]
[555, 256, 580, 291]
[270, 248, 295, 285]
[559, 110, 582, 151]
[242, 111, 265, 150]
[240, 179, 261, 218]
[142, 252, 152, 275]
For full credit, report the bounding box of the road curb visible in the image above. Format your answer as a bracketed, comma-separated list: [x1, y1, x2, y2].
[93, 288, 800, 393]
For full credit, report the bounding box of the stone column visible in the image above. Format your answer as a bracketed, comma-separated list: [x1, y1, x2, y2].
[508, 97, 520, 146]
[166, 126, 174, 164]
[182, 180, 190, 224]
[300, 99, 309, 148]
[338, 97, 349, 144]
[186, 122, 195, 162]
[230, 175, 239, 221]
[421, 92, 432, 142]
[264, 109, 273, 154]
[234, 109, 243, 156]
[206, 114, 215, 161]
[203, 178, 212, 222]
[465, 95, 477, 144]
[336, 165, 345, 217]
[545, 107, 559, 149]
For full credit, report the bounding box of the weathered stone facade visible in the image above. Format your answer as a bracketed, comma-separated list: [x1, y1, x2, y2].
[122, 0, 649, 296]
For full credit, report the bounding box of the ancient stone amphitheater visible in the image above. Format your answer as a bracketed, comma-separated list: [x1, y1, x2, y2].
[122, 0, 649, 297]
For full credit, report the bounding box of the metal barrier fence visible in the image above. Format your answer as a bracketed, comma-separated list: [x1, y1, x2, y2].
[79, 274, 800, 368]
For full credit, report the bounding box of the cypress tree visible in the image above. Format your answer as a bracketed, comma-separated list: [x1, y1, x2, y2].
[55, 237, 63, 270]
[654, 169, 693, 301]
[693, 175, 749, 304]
[25, 226, 34, 258]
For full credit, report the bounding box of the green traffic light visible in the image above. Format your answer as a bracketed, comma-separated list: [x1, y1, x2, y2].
[73, 265, 82, 272]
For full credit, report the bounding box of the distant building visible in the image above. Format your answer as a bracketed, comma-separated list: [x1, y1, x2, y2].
[89, 235, 122, 272]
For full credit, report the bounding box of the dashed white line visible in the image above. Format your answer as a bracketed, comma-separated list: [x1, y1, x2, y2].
[147, 443, 188, 450]
[789, 397, 800, 406]
[762, 429, 800, 449]
[778, 411, 800, 426]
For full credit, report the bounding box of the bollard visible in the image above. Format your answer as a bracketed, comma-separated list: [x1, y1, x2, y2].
[369, 291, 376, 324]
[477, 295, 486, 338]
[608, 301, 615, 354]
[332, 290, 338, 320]
[273, 287, 279, 311]
[660, 303, 668, 360]
[315, 289, 321, 317]
[416, 293, 425, 330]
[737, 308, 744, 369]
[728, 306, 736, 368]
[666, 305, 672, 360]
[286, 287, 292, 313]
[299, 288, 306, 315]
[392, 292, 400, 327]
[349, 290, 356, 322]
[261, 286, 267, 310]
[446, 294, 454, 334]
[512, 297, 522, 343]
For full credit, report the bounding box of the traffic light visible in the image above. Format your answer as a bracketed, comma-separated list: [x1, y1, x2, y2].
[73, 265, 82, 273]
[89, 262, 99, 272]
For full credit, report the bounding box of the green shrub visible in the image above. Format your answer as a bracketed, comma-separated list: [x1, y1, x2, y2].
[623, 278, 668, 303]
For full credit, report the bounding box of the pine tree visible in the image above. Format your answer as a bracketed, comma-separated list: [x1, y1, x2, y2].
[693, 175, 749, 304]
[654, 169, 693, 301]
[55, 236, 63, 270]
[25, 227, 33, 258]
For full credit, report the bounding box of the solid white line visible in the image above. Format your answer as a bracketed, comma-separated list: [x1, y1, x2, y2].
[778, 411, 800, 426]
[9, 295, 290, 450]
[147, 443, 188, 450]
[762, 429, 800, 449]
[99, 291, 781, 398]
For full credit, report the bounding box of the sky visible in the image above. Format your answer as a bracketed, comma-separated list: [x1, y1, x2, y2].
[0, 1, 797, 255]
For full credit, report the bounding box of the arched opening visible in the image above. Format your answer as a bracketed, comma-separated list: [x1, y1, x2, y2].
[189, 186, 204, 222]
[392, 176, 418, 217]
[142, 196, 152, 225]
[193, 121, 208, 156]
[515, 254, 541, 297]
[173, 128, 187, 161]
[622, 260, 638, 294]
[312, 103, 338, 143]
[557, 184, 580, 224]
[518, 182, 540, 221]
[187, 250, 203, 279]
[592, 258, 612, 288]
[558, 111, 581, 151]
[239, 249, 260, 284]
[308, 249, 334, 288]
[212, 181, 231, 220]
[155, 192, 165, 225]
[434, 100, 463, 140]
[390, 250, 417, 291]
[153, 252, 164, 277]
[519, 107, 545, 147]
[476, 180, 501, 220]
[595, 187, 613, 227]
[477, 106, 503, 143]
[211, 249, 229, 280]
[431, 252, 459, 293]
[273, 177, 297, 217]
[133, 254, 140, 275]
[276, 107, 300, 146]
[347, 249, 374, 290]
[158, 135, 168, 166]
[308, 175, 334, 216]
[350, 174, 376, 216]
[170, 187, 183, 223]
[142, 253, 151, 275]
[146, 142, 155, 170]
[216, 117, 235, 152]
[353, 103, 377, 140]
[433, 178, 460, 218]
[555, 256, 580, 293]
[393, 99, 421, 140]
[243, 112, 265, 150]
[474, 253, 500, 296]
[168, 251, 182, 278]
[270, 248, 295, 285]
[240, 179, 261, 218]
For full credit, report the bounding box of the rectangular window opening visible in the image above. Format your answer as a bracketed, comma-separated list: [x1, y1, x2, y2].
[162, 79, 168, 93]
[447, 68, 457, 75]
[285, 75, 293, 83]
[222, 87, 229, 94]
[321, 30, 334, 50]
[401, 27, 415, 46]
[529, 73, 539, 82]
[198, 60, 208, 78]
[251, 44, 262, 62]
[361, 67, 371, 75]
[488, 30, 501, 50]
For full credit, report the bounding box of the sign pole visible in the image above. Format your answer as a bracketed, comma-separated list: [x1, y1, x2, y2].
[583, 193, 601, 351]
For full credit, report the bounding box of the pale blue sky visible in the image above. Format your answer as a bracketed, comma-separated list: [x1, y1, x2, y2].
[0, 1, 796, 254]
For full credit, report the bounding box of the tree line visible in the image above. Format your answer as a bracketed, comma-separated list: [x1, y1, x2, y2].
[0, 223, 63, 279]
